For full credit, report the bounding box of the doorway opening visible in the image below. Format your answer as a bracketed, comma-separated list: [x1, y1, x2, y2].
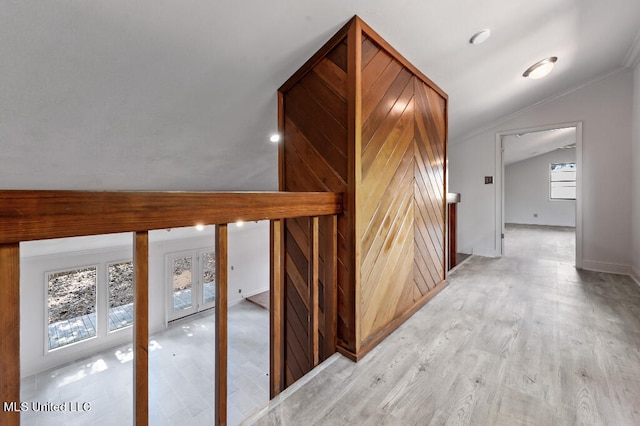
[496, 122, 582, 267]
[167, 249, 215, 321]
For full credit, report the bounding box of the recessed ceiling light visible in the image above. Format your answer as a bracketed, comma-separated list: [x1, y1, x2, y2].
[236, 221, 244, 227]
[469, 29, 491, 45]
[270, 134, 281, 143]
[195, 224, 205, 231]
[523, 57, 558, 79]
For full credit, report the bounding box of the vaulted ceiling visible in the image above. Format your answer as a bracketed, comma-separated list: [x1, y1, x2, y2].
[2, 0, 639, 191]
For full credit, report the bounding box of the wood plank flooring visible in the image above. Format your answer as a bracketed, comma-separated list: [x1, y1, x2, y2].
[247, 227, 640, 425]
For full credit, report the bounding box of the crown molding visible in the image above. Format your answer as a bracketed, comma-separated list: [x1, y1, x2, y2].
[456, 67, 627, 143]
[623, 29, 640, 69]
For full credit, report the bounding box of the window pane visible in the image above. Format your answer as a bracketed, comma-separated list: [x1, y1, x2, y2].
[48, 267, 97, 350]
[551, 182, 576, 199]
[108, 261, 134, 331]
[173, 256, 193, 312]
[550, 162, 576, 200]
[202, 251, 215, 305]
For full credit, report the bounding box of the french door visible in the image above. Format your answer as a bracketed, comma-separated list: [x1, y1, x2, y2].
[167, 249, 215, 321]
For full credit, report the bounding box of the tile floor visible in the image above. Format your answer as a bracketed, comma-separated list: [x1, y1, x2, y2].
[21, 300, 269, 426]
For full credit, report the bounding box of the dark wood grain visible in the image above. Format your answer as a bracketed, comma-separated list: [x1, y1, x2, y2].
[0, 191, 343, 243]
[134, 232, 149, 426]
[270, 220, 285, 398]
[279, 13, 447, 372]
[0, 243, 20, 426]
[321, 215, 338, 358]
[279, 18, 353, 94]
[215, 224, 228, 425]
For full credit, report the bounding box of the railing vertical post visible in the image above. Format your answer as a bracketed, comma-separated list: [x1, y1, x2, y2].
[215, 224, 228, 425]
[321, 215, 338, 356]
[0, 243, 20, 426]
[133, 231, 149, 425]
[269, 219, 284, 397]
[310, 217, 320, 367]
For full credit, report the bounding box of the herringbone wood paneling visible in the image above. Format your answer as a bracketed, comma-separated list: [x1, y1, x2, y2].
[279, 16, 447, 372]
[359, 43, 446, 345]
[281, 39, 349, 384]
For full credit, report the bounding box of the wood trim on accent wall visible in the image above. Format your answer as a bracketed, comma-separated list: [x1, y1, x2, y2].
[279, 17, 356, 94]
[357, 17, 447, 100]
[346, 14, 363, 355]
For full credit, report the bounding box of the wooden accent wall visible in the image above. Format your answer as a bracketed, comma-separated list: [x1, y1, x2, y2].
[278, 15, 448, 377]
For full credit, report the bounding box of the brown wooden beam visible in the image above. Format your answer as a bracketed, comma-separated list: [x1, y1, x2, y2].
[133, 232, 149, 425]
[321, 215, 338, 357]
[0, 191, 343, 243]
[309, 216, 320, 367]
[310, 217, 320, 367]
[269, 219, 285, 398]
[448, 203, 457, 270]
[215, 224, 228, 425]
[0, 243, 20, 426]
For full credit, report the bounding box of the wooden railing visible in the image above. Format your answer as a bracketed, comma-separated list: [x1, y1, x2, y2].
[0, 190, 343, 425]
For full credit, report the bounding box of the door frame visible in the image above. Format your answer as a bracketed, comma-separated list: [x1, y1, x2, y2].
[494, 121, 583, 268]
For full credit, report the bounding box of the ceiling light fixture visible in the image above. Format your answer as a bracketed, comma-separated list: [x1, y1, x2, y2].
[469, 29, 491, 45]
[270, 134, 281, 143]
[195, 224, 205, 231]
[523, 57, 557, 79]
[236, 221, 244, 227]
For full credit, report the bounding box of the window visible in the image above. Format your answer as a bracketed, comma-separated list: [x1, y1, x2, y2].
[202, 251, 215, 305]
[550, 162, 576, 200]
[108, 261, 134, 332]
[47, 266, 98, 350]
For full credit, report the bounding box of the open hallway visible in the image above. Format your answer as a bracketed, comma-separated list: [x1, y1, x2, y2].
[248, 253, 640, 425]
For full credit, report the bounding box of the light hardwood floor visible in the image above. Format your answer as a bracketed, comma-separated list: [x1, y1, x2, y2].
[248, 226, 640, 425]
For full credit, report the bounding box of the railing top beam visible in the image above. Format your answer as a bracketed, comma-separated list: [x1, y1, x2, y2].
[0, 190, 343, 243]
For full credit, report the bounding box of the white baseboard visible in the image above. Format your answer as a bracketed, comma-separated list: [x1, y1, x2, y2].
[581, 260, 632, 276]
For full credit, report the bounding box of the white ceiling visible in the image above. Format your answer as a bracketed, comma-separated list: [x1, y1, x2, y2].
[503, 127, 576, 165]
[1, 0, 639, 191]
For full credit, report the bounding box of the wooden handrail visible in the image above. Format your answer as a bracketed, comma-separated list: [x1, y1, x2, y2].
[0, 190, 342, 426]
[0, 191, 343, 243]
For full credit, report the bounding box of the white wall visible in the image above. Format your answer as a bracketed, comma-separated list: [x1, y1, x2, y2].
[505, 148, 576, 227]
[449, 69, 634, 273]
[632, 63, 640, 283]
[20, 221, 270, 377]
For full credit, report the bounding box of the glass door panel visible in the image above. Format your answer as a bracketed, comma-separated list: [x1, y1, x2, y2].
[170, 254, 197, 319]
[201, 251, 215, 308]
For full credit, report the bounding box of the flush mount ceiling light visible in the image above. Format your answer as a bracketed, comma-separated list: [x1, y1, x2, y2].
[523, 57, 557, 79]
[469, 29, 491, 45]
